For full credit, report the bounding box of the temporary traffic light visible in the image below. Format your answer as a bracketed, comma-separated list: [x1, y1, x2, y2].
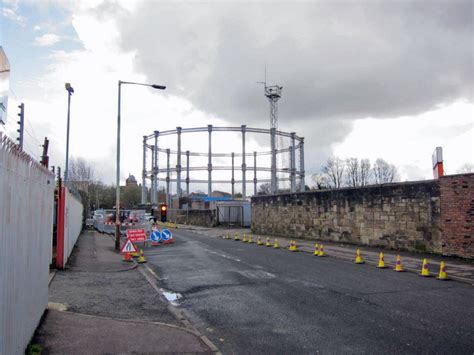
[160, 204, 168, 222]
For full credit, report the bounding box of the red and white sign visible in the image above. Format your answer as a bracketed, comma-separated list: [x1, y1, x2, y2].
[120, 238, 137, 254]
[126, 229, 147, 243]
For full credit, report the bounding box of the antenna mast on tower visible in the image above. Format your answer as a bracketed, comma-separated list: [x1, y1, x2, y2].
[258, 69, 283, 194]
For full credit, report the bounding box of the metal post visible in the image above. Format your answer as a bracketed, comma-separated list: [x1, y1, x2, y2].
[270, 127, 277, 194]
[150, 146, 155, 204]
[65, 93, 71, 182]
[115, 81, 122, 251]
[186, 150, 190, 196]
[17, 103, 24, 150]
[299, 138, 305, 192]
[290, 132, 296, 193]
[253, 151, 257, 196]
[153, 131, 159, 204]
[166, 148, 171, 206]
[208, 125, 212, 196]
[176, 127, 182, 198]
[141, 136, 147, 204]
[231, 152, 235, 198]
[241, 125, 246, 198]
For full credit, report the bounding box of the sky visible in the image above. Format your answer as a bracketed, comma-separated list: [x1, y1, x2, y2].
[0, 0, 473, 194]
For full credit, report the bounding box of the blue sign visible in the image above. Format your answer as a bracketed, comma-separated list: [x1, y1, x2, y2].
[161, 229, 173, 241]
[151, 230, 162, 243]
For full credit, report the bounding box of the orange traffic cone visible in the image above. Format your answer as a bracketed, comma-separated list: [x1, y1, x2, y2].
[437, 261, 448, 280]
[393, 255, 404, 272]
[123, 252, 133, 262]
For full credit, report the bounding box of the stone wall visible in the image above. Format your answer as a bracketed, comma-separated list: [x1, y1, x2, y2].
[439, 174, 474, 258]
[168, 209, 217, 227]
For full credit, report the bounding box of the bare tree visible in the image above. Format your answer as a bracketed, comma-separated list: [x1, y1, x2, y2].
[321, 157, 345, 189]
[360, 159, 371, 186]
[345, 158, 360, 187]
[457, 163, 474, 174]
[373, 158, 398, 184]
[68, 157, 95, 188]
[258, 183, 271, 195]
[311, 173, 330, 190]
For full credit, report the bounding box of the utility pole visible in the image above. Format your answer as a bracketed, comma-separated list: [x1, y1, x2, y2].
[17, 103, 24, 149]
[41, 137, 49, 168]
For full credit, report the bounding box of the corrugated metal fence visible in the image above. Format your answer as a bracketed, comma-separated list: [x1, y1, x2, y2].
[0, 136, 55, 355]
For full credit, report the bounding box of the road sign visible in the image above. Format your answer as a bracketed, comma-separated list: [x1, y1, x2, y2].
[120, 238, 137, 254]
[150, 230, 162, 243]
[126, 229, 147, 243]
[162, 228, 173, 243]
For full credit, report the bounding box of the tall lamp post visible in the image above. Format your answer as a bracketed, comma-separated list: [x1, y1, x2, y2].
[115, 80, 166, 251]
[64, 83, 74, 183]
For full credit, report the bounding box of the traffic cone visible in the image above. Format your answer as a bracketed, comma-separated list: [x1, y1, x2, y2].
[394, 255, 404, 272]
[314, 243, 319, 256]
[318, 244, 326, 257]
[289, 240, 297, 252]
[243, 233, 248, 242]
[257, 236, 263, 245]
[138, 249, 146, 264]
[123, 252, 133, 262]
[225, 232, 230, 240]
[437, 261, 448, 280]
[266, 237, 272, 247]
[420, 258, 430, 277]
[354, 248, 364, 264]
[273, 238, 279, 249]
[377, 252, 387, 269]
[248, 234, 253, 244]
[234, 232, 240, 241]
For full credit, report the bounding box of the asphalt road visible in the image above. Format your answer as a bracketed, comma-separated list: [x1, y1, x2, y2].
[144, 229, 474, 354]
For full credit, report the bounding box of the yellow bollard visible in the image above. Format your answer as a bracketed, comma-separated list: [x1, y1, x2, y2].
[437, 261, 448, 280]
[314, 243, 319, 256]
[394, 255, 404, 272]
[273, 238, 279, 249]
[420, 258, 430, 277]
[318, 244, 325, 257]
[377, 252, 388, 269]
[354, 248, 364, 264]
[265, 237, 272, 247]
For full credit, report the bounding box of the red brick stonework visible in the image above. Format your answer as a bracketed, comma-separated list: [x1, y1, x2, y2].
[440, 173, 474, 259]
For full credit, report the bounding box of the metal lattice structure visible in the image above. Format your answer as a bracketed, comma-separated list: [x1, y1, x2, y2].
[141, 125, 305, 205]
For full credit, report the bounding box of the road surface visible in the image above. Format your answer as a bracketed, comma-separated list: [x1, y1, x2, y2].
[144, 228, 474, 354]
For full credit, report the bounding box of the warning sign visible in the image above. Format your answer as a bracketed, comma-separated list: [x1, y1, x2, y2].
[120, 238, 137, 254]
[126, 229, 147, 243]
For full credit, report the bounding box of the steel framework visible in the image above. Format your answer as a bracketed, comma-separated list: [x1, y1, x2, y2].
[141, 125, 305, 204]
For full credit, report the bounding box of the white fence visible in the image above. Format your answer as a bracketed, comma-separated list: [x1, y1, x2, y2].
[63, 188, 83, 265]
[0, 136, 55, 355]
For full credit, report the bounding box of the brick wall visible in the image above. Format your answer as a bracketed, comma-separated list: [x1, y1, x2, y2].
[439, 174, 474, 258]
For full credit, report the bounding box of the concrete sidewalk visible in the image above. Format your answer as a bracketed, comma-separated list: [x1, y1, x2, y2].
[33, 230, 215, 354]
[185, 226, 474, 285]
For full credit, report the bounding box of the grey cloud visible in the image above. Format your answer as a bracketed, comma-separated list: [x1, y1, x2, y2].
[105, 1, 472, 173]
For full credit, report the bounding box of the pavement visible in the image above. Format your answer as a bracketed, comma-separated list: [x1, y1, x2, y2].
[32, 229, 215, 354]
[175, 225, 474, 285]
[142, 227, 474, 354]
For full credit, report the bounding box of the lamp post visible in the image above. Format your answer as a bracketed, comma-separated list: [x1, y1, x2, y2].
[115, 80, 166, 251]
[64, 83, 74, 183]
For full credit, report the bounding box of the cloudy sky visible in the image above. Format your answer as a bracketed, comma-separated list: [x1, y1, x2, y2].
[0, 0, 472, 193]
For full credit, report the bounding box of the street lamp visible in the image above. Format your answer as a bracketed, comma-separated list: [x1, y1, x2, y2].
[115, 80, 166, 251]
[64, 83, 74, 183]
